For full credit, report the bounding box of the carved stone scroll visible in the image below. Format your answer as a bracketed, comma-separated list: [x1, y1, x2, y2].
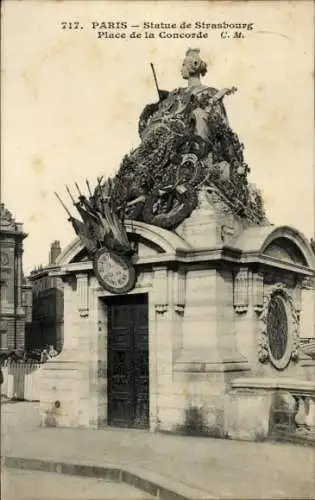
[174, 270, 186, 313]
[233, 268, 249, 313]
[153, 267, 168, 313]
[294, 284, 302, 314]
[253, 272, 264, 313]
[77, 273, 89, 318]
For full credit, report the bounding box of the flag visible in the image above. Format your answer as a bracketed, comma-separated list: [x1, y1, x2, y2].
[69, 217, 97, 254]
[74, 203, 105, 243]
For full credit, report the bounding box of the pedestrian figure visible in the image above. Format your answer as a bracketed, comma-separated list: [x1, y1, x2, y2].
[48, 345, 58, 358]
[40, 349, 49, 363]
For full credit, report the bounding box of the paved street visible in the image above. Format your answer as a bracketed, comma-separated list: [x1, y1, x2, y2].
[2, 402, 315, 499]
[2, 468, 153, 500]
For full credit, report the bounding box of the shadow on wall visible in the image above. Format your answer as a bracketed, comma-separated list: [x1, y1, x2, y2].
[175, 405, 226, 438]
[183, 406, 207, 435]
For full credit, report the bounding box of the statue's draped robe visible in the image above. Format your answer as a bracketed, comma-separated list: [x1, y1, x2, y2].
[140, 85, 229, 144]
[116, 85, 236, 200]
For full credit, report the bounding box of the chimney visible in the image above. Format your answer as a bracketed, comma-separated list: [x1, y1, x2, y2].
[49, 240, 61, 264]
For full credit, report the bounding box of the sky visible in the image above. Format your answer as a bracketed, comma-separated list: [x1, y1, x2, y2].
[1, 0, 314, 273]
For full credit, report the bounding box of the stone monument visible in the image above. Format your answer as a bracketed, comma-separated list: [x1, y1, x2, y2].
[40, 49, 315, 441]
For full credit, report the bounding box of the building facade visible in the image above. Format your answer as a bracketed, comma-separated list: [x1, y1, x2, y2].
[27, 241, 64, 352]
[0, 204, 30, 351]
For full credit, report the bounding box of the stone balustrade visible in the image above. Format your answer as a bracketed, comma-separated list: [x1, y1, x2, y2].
[300, 339, 315, 359]
[225, 378, 315, 443]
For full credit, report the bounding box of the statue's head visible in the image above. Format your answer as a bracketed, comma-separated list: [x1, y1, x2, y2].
[181, 48, 207, 80]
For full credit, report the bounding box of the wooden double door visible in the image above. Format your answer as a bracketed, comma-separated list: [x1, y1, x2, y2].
[107, 294, 149, 428]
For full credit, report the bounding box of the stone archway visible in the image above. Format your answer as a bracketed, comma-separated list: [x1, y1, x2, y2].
[56, 219, 192, 267]
[233, 225, 315, 270]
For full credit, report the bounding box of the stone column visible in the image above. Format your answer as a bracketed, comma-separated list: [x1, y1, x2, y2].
[233, 269, 259, 371]
[89, 280, 108, 428]
[15, 242, 25, 349]
[152, 266, 183, 431]
[15, 243, 23, 309]
[172, 269, 186, 359]
[75, 274, 108, 429]
[74, 273, 101, 428]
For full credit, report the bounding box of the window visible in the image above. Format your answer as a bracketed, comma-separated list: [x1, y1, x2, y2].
[0, 281, 7, 303]
[266, 293, 291, 369]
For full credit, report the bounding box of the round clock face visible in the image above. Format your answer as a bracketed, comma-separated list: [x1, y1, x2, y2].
[93, 249, 136, 294]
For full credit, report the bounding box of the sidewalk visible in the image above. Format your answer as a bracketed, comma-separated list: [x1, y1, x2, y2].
[2, 402, 314, 499]
[3, 468, 154, 500]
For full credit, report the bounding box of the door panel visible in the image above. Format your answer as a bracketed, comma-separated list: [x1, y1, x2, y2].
[107, 294, 149, 428]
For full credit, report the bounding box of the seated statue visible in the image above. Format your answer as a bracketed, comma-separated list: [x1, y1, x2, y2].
[133, 49, 243, 171]
[139, 49, 230, 146]
[96, 49, 265, 229]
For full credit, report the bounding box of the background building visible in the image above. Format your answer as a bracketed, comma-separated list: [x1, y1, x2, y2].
[27, 241, 64, 353]
[0, 203, 30, 352]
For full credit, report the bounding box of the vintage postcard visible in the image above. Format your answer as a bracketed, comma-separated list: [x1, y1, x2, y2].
[1, 1, 314, 499]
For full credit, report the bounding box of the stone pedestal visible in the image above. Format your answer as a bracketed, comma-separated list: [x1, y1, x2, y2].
[225, 378, 315, 441]
[225, 389, 273, 441]
[39, 195, 315, 441]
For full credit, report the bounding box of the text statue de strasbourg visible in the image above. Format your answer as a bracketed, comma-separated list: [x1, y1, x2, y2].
[56, 48, 267, 295]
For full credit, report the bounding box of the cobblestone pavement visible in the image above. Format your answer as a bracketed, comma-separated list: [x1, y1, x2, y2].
[2, 468, 153, 500]
[2, 402, 315, 499]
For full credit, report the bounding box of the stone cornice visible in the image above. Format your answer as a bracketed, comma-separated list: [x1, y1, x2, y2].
[28, 264, 59, 281]
[0, 229, 28, 239]
[241, 253, 314, 276]
[48, 245, 313, 278]
[231, 377, 315, 395]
